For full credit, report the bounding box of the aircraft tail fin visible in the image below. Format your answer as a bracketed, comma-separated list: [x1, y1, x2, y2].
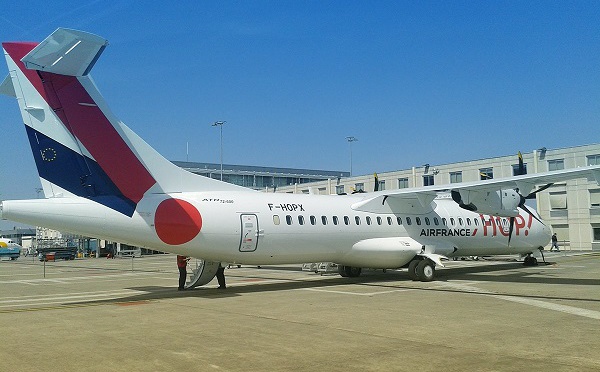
[2, 28, 248, 217]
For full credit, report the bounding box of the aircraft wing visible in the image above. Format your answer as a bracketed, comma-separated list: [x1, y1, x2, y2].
[351, 165, 600, 214]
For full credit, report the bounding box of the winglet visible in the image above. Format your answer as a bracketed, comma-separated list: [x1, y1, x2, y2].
[21, 28, 108, 76]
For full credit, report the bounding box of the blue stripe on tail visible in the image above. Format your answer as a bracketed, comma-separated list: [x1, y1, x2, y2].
[26, 126, 137, 216]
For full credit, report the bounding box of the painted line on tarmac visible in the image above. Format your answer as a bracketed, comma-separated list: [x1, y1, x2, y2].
[0, 289, 145, 309]
[300, 287, 414, 296]
[0, 271, 164, 285]
[439, 281, 600, 320]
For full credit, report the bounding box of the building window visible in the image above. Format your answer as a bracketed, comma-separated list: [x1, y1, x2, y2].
[398, 178, 409, 189]
[548, 159, 564, 171]
[355, 183, 364, 192]
[480, 167, 493, 180]
[593, 226, 600, 241]
[378, 180, 386, 191]
[549, 191, 567, 210]
[423, 175, 434, 186]
[512, 163, 527, 176]
[587, 154, 600, 166]
[450, 172, 462, 183]
[590, 189, 600, 208]
[336, 185, 345, 194]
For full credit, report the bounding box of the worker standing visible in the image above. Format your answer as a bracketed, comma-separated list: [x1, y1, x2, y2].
[177, 255, 189, 291]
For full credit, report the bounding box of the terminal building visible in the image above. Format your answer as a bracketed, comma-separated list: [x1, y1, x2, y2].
[275, 143, 600, 251]
[172, 161, 349, 190]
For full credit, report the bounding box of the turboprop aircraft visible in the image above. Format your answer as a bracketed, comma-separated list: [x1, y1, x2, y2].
[2, 29, 600, 288]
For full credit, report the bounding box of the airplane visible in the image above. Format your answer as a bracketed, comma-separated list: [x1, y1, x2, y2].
[0, 237, 22, 260]
[1, 28, 599, 288]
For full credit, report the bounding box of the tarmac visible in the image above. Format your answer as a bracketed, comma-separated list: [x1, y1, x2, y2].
[1, 251, 599, 372]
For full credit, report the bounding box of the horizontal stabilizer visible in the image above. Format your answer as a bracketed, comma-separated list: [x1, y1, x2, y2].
[0, 74, 15, 97]
[21, 28, 107, 76]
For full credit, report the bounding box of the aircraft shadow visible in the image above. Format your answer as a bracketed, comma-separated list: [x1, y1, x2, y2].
[69, 261, 600, 307]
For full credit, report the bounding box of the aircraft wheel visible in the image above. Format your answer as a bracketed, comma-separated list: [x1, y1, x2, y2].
[416, 260, 435, 282]
[408, 260, 420, 281]
[346, 266, 362, 277]
[338, 265, 349, 277]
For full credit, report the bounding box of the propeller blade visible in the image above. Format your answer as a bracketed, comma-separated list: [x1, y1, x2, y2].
[520, 204, 544, 225]
[508, 217, 515, 247]
[517, 151, 525, 175]
[526, 183, 553, 199]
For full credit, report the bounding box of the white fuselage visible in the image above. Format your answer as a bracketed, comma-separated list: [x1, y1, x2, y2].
[0, 190, 551, 268]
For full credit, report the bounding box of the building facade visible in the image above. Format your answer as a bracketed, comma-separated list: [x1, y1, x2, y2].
[275, 143, 600, 251]
[172, 161, 349, 190]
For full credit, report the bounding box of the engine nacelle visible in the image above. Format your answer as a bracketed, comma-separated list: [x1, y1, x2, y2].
[339, 237, 422, 268]
[452, 188, 521, 217]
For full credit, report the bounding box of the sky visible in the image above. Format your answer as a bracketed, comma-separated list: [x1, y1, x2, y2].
[1, 1, 600, 229]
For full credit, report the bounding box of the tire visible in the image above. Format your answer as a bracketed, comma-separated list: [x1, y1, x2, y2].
[338, 265, 349, 277]
[416, 260, 435, 282]
[408, 260, 420, 281]
[347, 266, 362, 277]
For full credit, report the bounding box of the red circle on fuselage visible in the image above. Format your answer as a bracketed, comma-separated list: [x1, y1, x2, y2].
[154, 198, 202, 245]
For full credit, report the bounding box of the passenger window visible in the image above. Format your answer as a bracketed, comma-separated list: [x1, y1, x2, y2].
[310, 216, 316, 225]
[387, 217, 393, 225]
[442, 218, 447, 226]
[458, 218, 463, 226]
[406, 217, 412, 225]
[298, 216, 305, 225]
[333, 216, 339, 225]
[416, 217, 421, 225]
[322, 216, 328, 225]
[366, 216, 372, 225]
[273, 215, 280, 225]
[425, 217, 430, 225]
[433, 217, 439, 225]
[450, 218, 455, 226]
[344, 216, 350, 225]
[397, 216, 402, 225]
[286, 215, 293, 225]
[355, 216, 361, 225]
[466, 218, 471, 226]
[377, 217, 382, 225]
[474, 219, 479, 226]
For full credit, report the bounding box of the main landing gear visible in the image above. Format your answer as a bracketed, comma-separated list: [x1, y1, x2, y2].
[337, 265, 362, 277]
[523, 254, 538, 267]
[407, 258, 436, 282]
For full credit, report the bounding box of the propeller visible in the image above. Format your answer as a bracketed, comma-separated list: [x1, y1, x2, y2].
[507, 152, 552, 246]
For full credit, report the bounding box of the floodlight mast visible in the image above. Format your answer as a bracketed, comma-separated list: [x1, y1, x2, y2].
[346, 136, 358, 176]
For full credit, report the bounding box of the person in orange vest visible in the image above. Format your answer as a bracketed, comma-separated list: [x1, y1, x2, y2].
[177, 255, 189, 291]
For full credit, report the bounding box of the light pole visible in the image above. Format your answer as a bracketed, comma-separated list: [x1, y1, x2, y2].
[212, 121, 226, 181]
[346, 136, 358, 176]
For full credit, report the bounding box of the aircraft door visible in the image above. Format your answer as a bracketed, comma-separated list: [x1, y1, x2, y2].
[239, 214, 259, 252]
